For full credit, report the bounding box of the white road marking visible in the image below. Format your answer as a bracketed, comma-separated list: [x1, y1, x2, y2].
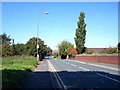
[78, 66, 90, 71]
[65, 62, 69, 64]
[48, 61, 62, 88]
[47, 60, 67, 89]
[61, 60, 70, 64]
[96, 72, 120, 83]
[71, 64, 77, 67]
[50, 59, 120, 85]
[69, 60, 119, 71]
[69, 63, 120, 83]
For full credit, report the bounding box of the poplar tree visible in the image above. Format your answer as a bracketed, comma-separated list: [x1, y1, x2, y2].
[74, 12, 86, 54]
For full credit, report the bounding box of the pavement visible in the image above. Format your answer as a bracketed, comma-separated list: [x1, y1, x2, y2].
[23, 60, 54, 89]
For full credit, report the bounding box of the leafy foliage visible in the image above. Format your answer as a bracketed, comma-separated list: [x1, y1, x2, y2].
[53, 52, 59, 58]
[25, 37, 52, 60]
[84, 49, 94, 54]
[58, 40, 74, 56]
[74, 12, 86, 54]
[1, 33, 13, 57]
[1, 33, 52, 59]
[100, 47, 118, 54]
[45, 46, 52, 56]
[14, 44, 26, 55]
[26, 37, 38, 56]
[118, 42, 120, 53]
[1, 33, 11, 45]
[2, 44, 11, 57]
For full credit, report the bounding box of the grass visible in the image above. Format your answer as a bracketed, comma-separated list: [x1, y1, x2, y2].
[2, 56, 38, 88]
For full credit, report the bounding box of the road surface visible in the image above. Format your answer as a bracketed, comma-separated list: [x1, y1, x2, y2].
[24, 59, 120, 89]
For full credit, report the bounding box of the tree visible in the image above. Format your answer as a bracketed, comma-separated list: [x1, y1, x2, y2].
[46, 46, 52, 56]
[2, 44, 11, 57]
[26, 37, 43, 56]
[58, 40, 74, 59]
[14, 44, 26, 55]
[1, 33, 11, 45]
[25, 37, 52, 60]
[1, 33, 14, 57]
[74, 12, 86, 54]
[118, 42, 120, 52]
[0, 44, 1, 56]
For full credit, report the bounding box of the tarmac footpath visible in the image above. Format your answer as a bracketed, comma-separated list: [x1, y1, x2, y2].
[23, 59, 54, 89]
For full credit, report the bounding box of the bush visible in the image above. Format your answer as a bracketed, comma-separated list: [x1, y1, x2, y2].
[58, 40, 74, 56]
[53, 52, 59, 58]
[84, 49, 94, 54]
[100, 48, 118, 54]
[61, 55, 67, 59]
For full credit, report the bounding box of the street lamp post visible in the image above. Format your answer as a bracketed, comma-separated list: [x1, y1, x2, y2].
[37, 12, 48, 61]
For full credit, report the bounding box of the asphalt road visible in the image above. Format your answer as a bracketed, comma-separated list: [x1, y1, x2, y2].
[24, 59, 120, 89]
[48, 59, 120, 89]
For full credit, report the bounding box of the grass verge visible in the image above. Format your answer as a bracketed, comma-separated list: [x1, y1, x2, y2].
[2, 56, 38, 88]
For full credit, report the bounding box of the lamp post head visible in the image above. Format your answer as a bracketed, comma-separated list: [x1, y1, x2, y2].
[44, 12, 49, 14]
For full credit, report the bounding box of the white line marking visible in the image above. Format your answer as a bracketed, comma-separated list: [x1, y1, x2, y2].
[47, 60, 67, 89]
[69, 60, 119, 71]
[96, 72, 120, 83]
[71, 64, 77, 67]
[78, 66, 90, 71]
[47, 60, 62, 88]
[65, 62, 69, 64]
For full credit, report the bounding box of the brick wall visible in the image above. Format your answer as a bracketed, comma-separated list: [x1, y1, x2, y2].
[75, 55, 120, 65]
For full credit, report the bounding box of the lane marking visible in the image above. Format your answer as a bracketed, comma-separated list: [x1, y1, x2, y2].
[67, 63, 70, 64]
[47, 60, 67, 89]
[47, 60, 62, 88]
[65, 62, 69, 64]
[96, 72, 120, 83]
[68, 63, 120, 83]
[68, 60, 119, 71]
[70, 64, 77, 67]
[47, 61, 58, 89]
[50, 59, 120, 84]
[78, 66, 90, 71]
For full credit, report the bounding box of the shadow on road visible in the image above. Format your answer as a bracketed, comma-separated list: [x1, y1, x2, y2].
[2, 69, 120, 90]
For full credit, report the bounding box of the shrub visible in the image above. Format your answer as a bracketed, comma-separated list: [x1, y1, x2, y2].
[84, 49, 94, 54]
[100, 48, 117, 54]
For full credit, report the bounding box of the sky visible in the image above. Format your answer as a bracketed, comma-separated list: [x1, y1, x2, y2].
[1, 0, 119, 2]
[2, 2, 118, 50]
